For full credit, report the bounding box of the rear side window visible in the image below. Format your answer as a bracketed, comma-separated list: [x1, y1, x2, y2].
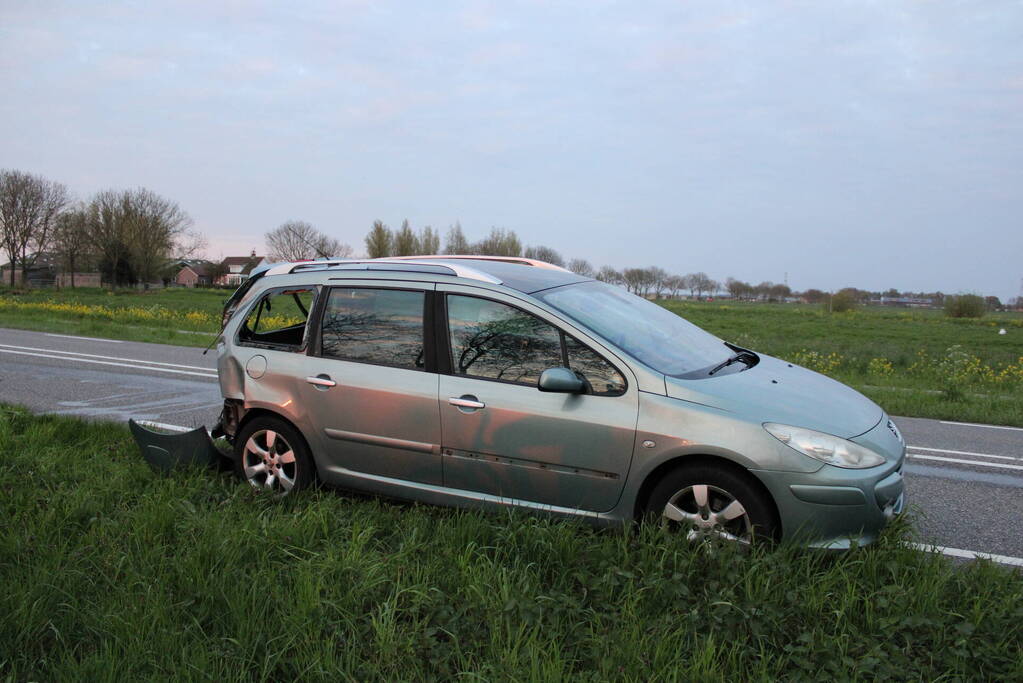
[238, 287, 317, 350]
[320, 288, 426, 370]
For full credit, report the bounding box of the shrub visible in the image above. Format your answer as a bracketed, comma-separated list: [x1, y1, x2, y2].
[826, 290, 858, 313]
[944, 294, 986, 318]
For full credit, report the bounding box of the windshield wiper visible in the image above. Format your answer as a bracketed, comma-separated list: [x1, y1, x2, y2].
[707, 350, 757, 376]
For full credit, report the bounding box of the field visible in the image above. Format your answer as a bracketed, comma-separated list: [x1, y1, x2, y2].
[2, 406, 1022, 680]
[2, 286, 1022, 425]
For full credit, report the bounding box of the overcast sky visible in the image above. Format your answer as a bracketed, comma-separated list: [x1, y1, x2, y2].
[1, 1, 1021, 298]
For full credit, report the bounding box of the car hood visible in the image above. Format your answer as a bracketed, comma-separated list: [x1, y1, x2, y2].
[664, 353, 883, 439]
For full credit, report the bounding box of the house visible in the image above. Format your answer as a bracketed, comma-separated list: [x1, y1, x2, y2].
[216, 251, 267, 287]
[174, 260, 216, 288]
[1, 252, 59, 286]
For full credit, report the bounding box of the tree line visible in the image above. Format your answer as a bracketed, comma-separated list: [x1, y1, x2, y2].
[0, 169, 204, 287]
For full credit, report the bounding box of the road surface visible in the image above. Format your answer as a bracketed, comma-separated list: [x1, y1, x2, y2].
[1, 326, 1020, 564]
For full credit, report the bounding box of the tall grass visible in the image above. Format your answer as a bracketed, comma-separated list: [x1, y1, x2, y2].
[2, 406, 1021, 680]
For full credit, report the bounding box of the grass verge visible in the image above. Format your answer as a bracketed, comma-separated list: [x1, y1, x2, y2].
[1, 406, 1021, 680]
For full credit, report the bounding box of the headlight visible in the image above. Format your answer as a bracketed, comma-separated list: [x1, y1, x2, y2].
[763, 423, 885, 469]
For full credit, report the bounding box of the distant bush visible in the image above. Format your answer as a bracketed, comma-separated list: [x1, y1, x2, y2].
[826, 290, 858, 313]
[944, 294, 986, 318]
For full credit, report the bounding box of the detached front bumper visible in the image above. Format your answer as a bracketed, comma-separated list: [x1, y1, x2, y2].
[752, 417, 907, 549]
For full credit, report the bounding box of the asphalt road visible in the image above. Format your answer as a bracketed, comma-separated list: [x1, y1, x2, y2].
[2, 326, 1021, 563]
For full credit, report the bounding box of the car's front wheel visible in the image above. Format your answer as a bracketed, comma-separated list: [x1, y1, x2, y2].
[646, 464, 778, 544]
[234, 417, 315, 496]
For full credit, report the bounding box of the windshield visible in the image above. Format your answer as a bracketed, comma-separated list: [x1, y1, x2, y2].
[536, 281, 730, 376]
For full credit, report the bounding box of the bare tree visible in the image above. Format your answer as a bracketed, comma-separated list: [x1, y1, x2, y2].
[622, 268, 648, 295]
[124, 188, 193, 287]
[392, 219, 419, 256]
[443, 222, 470, 254]
[474, 227, 522, 256]
[567, 258, 594, 277]
[524, 244, 564, 266]
[52, 205, 93, 287]
[418, 226, 440, 255]
[365, 220, 392, 258]
[266, 220, 351, 261]
[648, 266, 668, 299]
[663, 275, 685, 299]
[595, 265, 621, 285]
[0, 169, 70, 285]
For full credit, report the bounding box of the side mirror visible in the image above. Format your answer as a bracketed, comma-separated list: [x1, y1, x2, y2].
[538, 367, 585, 394]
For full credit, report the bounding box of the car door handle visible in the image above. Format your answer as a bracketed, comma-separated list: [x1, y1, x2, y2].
[306, 375, 336, 388]
[449, 396, 485, 410]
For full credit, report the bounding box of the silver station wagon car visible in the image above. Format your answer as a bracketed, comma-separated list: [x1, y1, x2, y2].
[176, 256, 906, 547]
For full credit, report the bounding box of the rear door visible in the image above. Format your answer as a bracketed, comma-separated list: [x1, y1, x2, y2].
[301, 281, 443, 485]
[437, 286, 638, 512]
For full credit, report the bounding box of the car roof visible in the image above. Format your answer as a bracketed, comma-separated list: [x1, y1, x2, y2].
[260, 256, 591, 294]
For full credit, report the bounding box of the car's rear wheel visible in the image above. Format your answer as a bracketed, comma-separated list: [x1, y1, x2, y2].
[234, 417, 314, 496]
[646, 464, 778, 544]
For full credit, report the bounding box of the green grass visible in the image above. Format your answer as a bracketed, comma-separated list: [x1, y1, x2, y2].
[1, 406, 1021, 680]
[2, 286, 1022, 425]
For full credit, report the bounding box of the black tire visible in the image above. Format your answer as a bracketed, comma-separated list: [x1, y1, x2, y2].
[233, 416, 316, 496]
[645, 463, 779, 544]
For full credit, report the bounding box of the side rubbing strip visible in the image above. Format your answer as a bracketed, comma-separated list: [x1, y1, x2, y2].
[324, 428, 439, 454]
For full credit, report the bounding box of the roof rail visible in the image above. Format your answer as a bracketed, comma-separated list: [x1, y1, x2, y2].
[261, 258, 502, 284]
[386, 254, 571, 272]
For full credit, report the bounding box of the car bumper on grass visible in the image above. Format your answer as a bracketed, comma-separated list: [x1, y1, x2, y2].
[752, 417, 907, 549]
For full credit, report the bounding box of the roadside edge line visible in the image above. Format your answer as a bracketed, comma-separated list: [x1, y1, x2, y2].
[938, 420, 1023, 433]
[908, 542, 1023, 567]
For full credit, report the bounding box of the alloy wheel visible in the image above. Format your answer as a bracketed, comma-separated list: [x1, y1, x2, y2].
[662, 483, 753, 543]
[242, 429, 298, 494]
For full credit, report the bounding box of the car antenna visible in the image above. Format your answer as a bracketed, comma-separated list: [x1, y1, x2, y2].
[287, 224, 332, 259]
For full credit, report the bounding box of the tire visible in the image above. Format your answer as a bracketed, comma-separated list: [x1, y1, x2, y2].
[234, 416, 315, 496]
[645, 463, 779, 544]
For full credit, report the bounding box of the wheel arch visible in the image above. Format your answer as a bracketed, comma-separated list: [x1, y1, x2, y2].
[632, 453, 781, 528]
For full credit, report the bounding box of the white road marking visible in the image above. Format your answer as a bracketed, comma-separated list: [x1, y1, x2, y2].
[909, 543, 1023, 568]
[0, 343, 213, 371]
[908, 445, 1018, 461]
[939, 420, 1023, 433]
[0, 348, 218, 379]
[908, 453, 1023, 471]
[45, 333, 124, 343]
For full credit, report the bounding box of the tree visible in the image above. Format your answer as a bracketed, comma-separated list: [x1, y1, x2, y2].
[685, 272, 715, 298]
[524, 245, 564, 267]
[648, 266, 668, 298]
[418, 226, 440, 255]
[207, 260, 230, 286]
[0, 169, 70, 285]
[664, 275, 685, 298]
[769, 283, 792, 301]
[802, 288, 826, 304]
[474, 228, 521, 256]
[444, 222, 470, 254]
[726, 277, 752, 300]
[266, 220, 352, 261]
[365, 220, 392, 258]
[123, 188, 193, 286]
[52, 205, 93, 287]
[622, 268, 650, 296]
[567, 258, 594, 277]
[595, 265, 621, 285]
[392, 219, 419, 256]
